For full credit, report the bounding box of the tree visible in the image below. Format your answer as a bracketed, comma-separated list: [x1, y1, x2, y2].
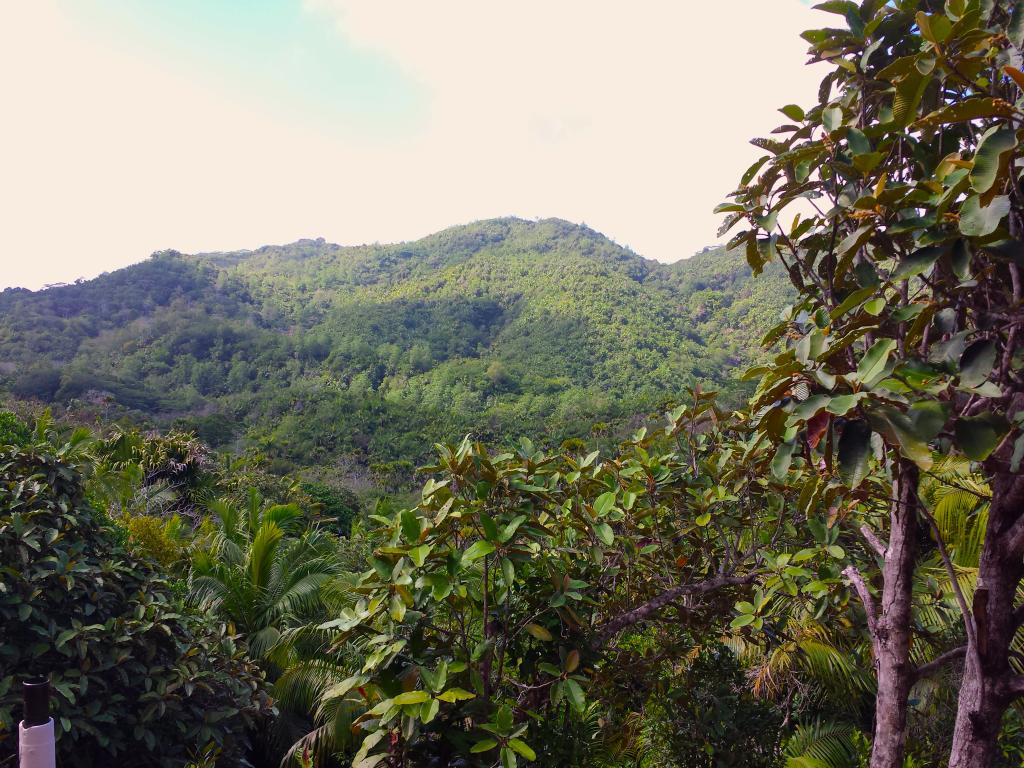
[0, 436, 268, 767]
[190, 490, 340, 661]
[719, 2, 1024, 765]
[297, 393, 840, 767]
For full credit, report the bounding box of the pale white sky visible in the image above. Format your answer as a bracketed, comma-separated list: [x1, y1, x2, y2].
[0, 1, 823, 290]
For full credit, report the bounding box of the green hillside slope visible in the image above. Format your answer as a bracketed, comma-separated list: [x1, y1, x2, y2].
[0, 218, 791, 480]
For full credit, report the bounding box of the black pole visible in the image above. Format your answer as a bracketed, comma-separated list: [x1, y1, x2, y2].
[22, 678, 49, 727]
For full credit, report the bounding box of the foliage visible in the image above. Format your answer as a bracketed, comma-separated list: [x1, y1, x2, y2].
[0, 439, 270, 767]
[650, 644, 784, 768]
[783, 720, 861, 768]
[190, 490, 341, 661]
[122, 512, 190, 568]
[719, 1, 1024, 765]
[0, 219, 793, 484]
[290, 392, 846, 767]
[0, 410, 29, 446]
[722, 0, 1021, 536]
[301, 480, 362, 536]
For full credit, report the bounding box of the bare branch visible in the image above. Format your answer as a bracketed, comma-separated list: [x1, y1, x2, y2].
[842, 564, 879, 640]
[998, 674, 1024, 701]
[917, 494, 978, 653]
[911, 645, 966, 683]
[596, 573, 755, 643]
[859, 525, 888, 559]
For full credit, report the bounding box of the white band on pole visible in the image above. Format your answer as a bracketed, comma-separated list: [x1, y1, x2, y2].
[18, 718, 56, 768]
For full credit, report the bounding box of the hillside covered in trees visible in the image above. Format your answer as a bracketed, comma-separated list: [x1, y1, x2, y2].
[0, 218, 790, 481]
[4, 3, 1024, 768]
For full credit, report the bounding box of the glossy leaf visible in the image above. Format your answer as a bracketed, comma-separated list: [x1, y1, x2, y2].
[959, 195, 1011, 237]
[959, 339, 997, 388]
[955, 413, 1011, 461]
[837, 420, 872, 489]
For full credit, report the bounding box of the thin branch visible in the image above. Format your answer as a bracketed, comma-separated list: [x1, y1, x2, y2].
[842, 564, 879, 640]
[859, 524, 888, 559]
[916, 493, 978, 654]
[595, 573, 755, 642]
[911, 645, 966, 683]
[998, 674, 1024, 701]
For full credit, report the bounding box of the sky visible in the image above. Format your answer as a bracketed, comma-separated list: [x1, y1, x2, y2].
[0, 1, 824, 290]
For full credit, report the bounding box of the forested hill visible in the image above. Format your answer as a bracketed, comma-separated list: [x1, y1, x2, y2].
[0, 218, 791, 480]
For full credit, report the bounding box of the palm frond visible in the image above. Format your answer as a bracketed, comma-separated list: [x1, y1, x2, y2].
[784, 719, 859, 768]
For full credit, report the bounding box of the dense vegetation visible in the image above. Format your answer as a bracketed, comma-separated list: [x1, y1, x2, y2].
[0, 219, 791, 486]
[0, 419, 271, 767]
[3, 2, 1024, 768]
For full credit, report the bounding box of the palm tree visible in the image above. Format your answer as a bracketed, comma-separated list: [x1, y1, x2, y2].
[190, 488, 340, 661]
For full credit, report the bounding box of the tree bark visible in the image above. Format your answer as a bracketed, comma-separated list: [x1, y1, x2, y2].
[948, 470, 1024, 768]
[865, 461, 920, 768]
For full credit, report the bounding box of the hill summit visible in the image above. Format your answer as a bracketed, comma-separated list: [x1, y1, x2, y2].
[0, 218, 791, 479]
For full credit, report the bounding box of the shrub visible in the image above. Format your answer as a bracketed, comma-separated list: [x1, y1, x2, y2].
[0, 411, 29, 447]
[0, 444, 272, 767]
[10, 366, 62, 401]
[300, 480, 361, 536]
[122, 513, 188, 569]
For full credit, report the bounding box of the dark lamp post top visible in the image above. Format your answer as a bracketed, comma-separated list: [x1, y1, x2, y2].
[22, 678, 50, 728]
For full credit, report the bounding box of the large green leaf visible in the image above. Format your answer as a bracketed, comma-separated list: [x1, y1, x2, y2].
[846, 127, 871, 155]
[508, 738, 537, 761]
[392, 690, 431, 705]
[462, 540, 496, 563]
[915, 98, 1015, 129]
[892, 70, 929, 127]
[593, 522, 614, 545]
[826, 393, 866, 416]
[892, 246, 944, 281]
[868, 406, 933, 469]
[855, 339, 897, 385]
[1012, 1, 1024, 47]
[564, 678, 586, 713]
[837, 420, 872, 488]
[525, 623, 553, 642]
[959, 195, 1010, 237]
[907, 400, 949, 443]
[772, 441, 796, 480]
[401, 510, 422, 543]
[970, 128, 1017, 194]
[959, 338, 997, 388]
[955, 413, 1010, 461]
[780, 104, 805, 122]
[794, 395, 831, 420]
[436, 687, 476, 702]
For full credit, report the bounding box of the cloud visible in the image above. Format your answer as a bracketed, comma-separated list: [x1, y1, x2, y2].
[305, 1, 827, 253]
[0, 1, 824, 289]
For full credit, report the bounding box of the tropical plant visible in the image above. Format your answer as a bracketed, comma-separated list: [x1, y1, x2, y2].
[292, 393, 845, 767]
[0, 435, 269, 767]
[189, 489, 341, 661]
[0, 410, 29, 446]
[719, 1, 1024, 765]
[783, 720, 861, 768]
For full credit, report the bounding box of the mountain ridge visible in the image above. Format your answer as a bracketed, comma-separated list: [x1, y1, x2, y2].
[0, 218, 792, 483]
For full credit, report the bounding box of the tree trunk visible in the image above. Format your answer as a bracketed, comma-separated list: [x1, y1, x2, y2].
[947, 650, 1003, 768]
[948, 470, 1024, 768]
[866, 461, 919, 768]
